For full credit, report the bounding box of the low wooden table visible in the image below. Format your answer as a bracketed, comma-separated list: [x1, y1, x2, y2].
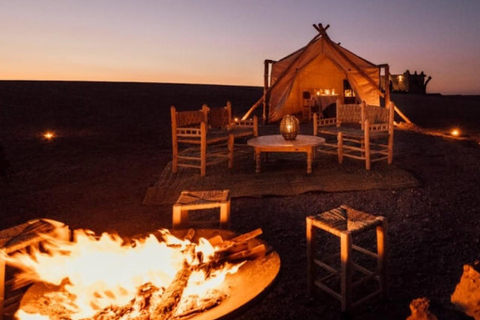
[247, 135, 325, 174]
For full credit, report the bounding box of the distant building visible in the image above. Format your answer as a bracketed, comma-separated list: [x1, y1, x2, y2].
[381, 70, 432, 94]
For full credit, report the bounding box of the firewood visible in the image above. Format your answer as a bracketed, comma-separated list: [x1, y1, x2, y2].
[18, 229, 268, 320]
[207, 234, 223, 246]
[225, 244, 266, 261]
[215, 228, 262, 252]
[183, 228, 195, 241]
[151, 261, 193, 320]
[174, 290, 227, 319]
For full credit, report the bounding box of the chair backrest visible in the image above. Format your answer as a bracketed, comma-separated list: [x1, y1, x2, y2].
[208, 105, 230, 129]
[336, 100, 363, 124]
[336, 100, 393, 127]
[171, 107, 206, 128]
[363, 104, 390, 124]
[201, 102, 235, 129]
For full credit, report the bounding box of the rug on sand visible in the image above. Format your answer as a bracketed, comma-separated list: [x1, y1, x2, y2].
[143, 151, 420, 206]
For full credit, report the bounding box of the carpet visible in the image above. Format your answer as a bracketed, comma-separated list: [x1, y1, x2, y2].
[143, 150, 420, 206]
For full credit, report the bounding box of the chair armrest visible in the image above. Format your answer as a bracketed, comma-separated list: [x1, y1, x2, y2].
[318, 117, 338, 127]
[369, 122, 390, 133]
[234, 119, 255, 127]
[176, 124, 204, 137]
[232, 115, 258, 136]
[177, 127, 202, 137]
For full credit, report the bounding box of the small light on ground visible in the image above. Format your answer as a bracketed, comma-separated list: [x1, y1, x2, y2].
[43, 131, 55, 140]
[451, 129, 460, 137]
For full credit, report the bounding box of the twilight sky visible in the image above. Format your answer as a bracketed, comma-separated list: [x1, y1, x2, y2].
[1, 0, 479, 95]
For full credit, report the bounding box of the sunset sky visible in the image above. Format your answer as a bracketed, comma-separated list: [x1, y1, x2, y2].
[1, 0, 479, 95]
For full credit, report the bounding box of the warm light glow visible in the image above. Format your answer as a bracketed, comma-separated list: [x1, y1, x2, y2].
[398, 75, 403, 82]
[6, 229, 243, 320]
[280, 114, 299, 140]
[43, 131, 54, 140]
[451, 129, 460, 136]
[234, 117, 239, 123]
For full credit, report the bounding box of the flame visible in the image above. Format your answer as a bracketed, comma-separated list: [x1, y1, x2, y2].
[451, 129, 460, 136]
[6, 229, 241, 320]
[43, 131, 54, 140]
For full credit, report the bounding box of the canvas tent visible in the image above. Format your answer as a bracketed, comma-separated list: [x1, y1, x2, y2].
[244, 23, 392, 123]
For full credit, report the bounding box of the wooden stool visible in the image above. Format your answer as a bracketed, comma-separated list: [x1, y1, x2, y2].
[172, 190, 231, 229]
[306, 205, 387, 312]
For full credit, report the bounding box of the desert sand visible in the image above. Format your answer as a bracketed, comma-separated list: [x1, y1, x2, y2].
[1, 81, 480, 319]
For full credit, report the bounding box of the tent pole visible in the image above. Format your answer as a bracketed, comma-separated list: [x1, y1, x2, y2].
[393, 104, 412, 124]
[384, 64, 391, 107]
[263, 60, 272, 124]
[378, 63, 412, 124]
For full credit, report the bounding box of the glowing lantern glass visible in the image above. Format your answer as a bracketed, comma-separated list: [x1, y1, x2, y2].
[280, 115, 299, 140]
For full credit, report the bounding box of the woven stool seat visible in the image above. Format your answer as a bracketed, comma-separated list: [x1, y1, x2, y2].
[311, 205, 383, 236]
[173, 190, 231, 229]
[175, 190, 229, 207]
[307, 205, 388, 313]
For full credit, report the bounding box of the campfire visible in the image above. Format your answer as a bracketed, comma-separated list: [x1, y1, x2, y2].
[5, 227, 280, 320]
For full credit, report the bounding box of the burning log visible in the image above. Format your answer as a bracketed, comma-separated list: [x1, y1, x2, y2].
[226, 244, 266, 261]
[14, 228, 272, 320]
[214, 228, 263, 253]
[152, 261, 194, 320]
[151, 229, 266, 319]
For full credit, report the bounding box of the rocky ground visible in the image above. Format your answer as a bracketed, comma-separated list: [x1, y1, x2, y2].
[1, 81, 480, 319]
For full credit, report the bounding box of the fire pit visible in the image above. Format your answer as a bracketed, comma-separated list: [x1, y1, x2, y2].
[13, 228, 280, 320]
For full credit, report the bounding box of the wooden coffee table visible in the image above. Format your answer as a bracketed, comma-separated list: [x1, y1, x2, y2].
[247, 135, 325, 174]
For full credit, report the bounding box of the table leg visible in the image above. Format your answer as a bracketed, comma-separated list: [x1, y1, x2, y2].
[307, 148, 313, 174]
[255, 149, 261, 173]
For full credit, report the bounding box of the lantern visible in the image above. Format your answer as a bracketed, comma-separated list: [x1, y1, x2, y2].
[280, 115, 299, 140]
[43, 131, 55, 140]
[451, 129, 460, 137]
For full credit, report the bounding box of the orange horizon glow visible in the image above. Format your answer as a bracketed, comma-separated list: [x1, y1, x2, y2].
[1, 1, 480, 95]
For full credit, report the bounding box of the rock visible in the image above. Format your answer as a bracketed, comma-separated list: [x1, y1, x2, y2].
[406, 297, 438, 320]
[451, 263, 480, 319]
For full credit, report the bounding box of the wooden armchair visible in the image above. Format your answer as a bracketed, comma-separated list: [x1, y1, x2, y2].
[313, 100, 394, 170]
[171, 105, 234, 176]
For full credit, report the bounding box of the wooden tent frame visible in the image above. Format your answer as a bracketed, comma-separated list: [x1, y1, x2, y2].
[242, 23, 412, 124]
